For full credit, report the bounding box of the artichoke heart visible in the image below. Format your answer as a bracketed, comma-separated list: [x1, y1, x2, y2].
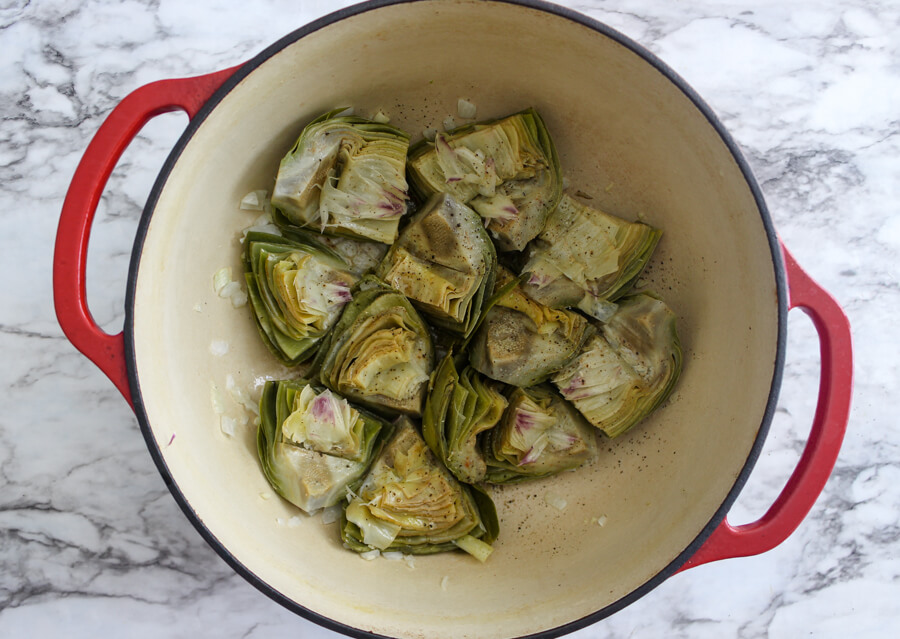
[243, 231, 357, 365]
[271, 110, 410, 244]
[469, 267, 593, 387]
[376, 193, 497, 336]
[342, 417, 498, 560]
[522, 194, 661, 317]
[483, 385, 597, 484]
[314, 277, 434, 416]
[408, 109, 562, 251]
[256, 380, 390, 513]
[552, 293, 683, 438]
[423, 353, 508, 484]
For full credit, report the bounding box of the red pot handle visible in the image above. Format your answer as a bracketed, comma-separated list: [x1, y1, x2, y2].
[53, 66, 240, 408]
[680, 243, 852, 571]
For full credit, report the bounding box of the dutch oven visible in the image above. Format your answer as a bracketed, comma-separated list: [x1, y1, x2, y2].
[53, 1, 853, 637]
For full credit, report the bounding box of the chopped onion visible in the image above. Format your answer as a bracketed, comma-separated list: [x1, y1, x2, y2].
[596, 514, 608, 527]
[562, 176, 571, 190]
[219, 280, 241, 299]
[240, 189, 268, 211]
[422, 127, 437, 141]
[220, 415, 238, 437]
[359, 549, 380, 561]
[193, 303, 203, 313]
[544, 491, 568, 510]
[321, 505, 342, 525]
[210, 383, 226, 415]
[372, 110, 390, 124]
[213, 267, 232, 295]
[403, 554, 416, 569]
[230, 288, 248, 308]
[287, 516, 304, 528]
[457, 98, 476, 119]
[442, 115, 456, 131]
[382, 551, 404, 561]
[259, 492, 272, 500]
[440, 575, 449, 590]
[209, 340, 229, 356]
[226, 375, 259, 415]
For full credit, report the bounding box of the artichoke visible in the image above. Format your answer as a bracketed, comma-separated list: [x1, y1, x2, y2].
[423, 353, 508, 484]
[469, 267, 593, 387]
[341, 417, 499, 561]
[407, 109, 562, 251]
[522, 194, 661, 319]
[482, 385, 597, 484]
[243, 231, 357, 365]
[376, 193, 497, 337]
[552, 292, 683, 438]
[257, 380, 390, 513]
[271, 110, 410, 244]
[313, 277, 434, 417]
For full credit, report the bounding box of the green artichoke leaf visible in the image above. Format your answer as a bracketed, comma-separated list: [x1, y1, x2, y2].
[242, 231, 358, 365]
[468, 267, 594, 387]
[271, 110, 411, 244]
[341, 417, 497, 560]
[376, 193, 497, 337]
[313, 276, 434, 417]
[256, 380, 390, 513]
[522, 194, 661, 316]
[408, 109, 562, 251]
[552, 292, 683, 438]
[482, 385, 597, 484]
[423, 353, 508, 484]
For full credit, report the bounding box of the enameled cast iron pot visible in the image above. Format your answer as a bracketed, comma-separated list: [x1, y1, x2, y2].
[53, 1, 853, 637]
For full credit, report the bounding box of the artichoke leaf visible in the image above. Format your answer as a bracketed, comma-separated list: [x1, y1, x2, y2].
[482, 385, 597, 484]
[341, 417, 497, 560]
[314, 277, 434, 417]
[423, 353, 508, 484]
[552, 292, 682, 438]
[468, 267, 594, 386]
[271, 110, 410, 244]
[243, 231, 357, 365]
[376, 193, 497, 337]
[522, 194, 662, 315]
[256, 380, 390, 513]
[408, 109, 562, 251]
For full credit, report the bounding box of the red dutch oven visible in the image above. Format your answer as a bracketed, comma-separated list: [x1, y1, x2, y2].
[53, 1, 852, 638]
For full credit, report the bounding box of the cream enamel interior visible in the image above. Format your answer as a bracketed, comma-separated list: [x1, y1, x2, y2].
[131, 1, 780, 638]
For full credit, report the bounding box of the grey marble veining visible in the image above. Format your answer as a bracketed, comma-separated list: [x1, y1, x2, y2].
[1, 0, 898, 637]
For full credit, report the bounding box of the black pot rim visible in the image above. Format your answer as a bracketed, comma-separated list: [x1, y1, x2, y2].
[124, 1, 788, 637]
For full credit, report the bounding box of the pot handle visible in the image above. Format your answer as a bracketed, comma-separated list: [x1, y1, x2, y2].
[679, 244, 852, 571]
[53, 66, 239, 408]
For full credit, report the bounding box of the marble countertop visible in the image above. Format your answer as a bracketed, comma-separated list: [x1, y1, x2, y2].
[2, 0, 897, 637]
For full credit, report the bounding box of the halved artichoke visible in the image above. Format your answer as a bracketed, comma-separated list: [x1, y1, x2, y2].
[552, 292, 683, 438]
[482, 385, 597, 484]
[341, 416, 499, 561]
[469, 267, 594, 387]
[522, 194, 661, 318]
[257, 380, 390, 513]
[313, 277, 434, 417]
[407, 109, 562, 251]
[423, 353, 508, 484]
[376, 193, 497, 337]
[271, 110, 410, 244]
[243, 231, 357, 365]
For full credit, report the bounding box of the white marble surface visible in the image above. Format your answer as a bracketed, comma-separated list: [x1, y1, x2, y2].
[2, 0, 897, 637]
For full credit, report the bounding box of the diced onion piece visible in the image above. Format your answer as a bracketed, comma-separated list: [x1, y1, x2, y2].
[423, 127, 437, 141]
[193, 303, 203, 313]
[443, 115, 456, 131]
[240, 189, 268, 211]
[213, 267, 232, 295]
[210, 383, 226, 415]
[259, 492, 272, 500]
[440, 575, 449, 590]
[220, 415, 238, 436]
[457, 98, 476, 119]
[219, 280, 241, 299]
[372, 110, 390, 124]
[359, 549, 381, 561]
[287, 516, 303, 528]
[230, 288, 249, 308]
[209, 340, 229, 356]
[544, 491, 568, 510]
[321, 505, 342, 525]
[382, 551, 404, 561]
[597, 514, 608, 527]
